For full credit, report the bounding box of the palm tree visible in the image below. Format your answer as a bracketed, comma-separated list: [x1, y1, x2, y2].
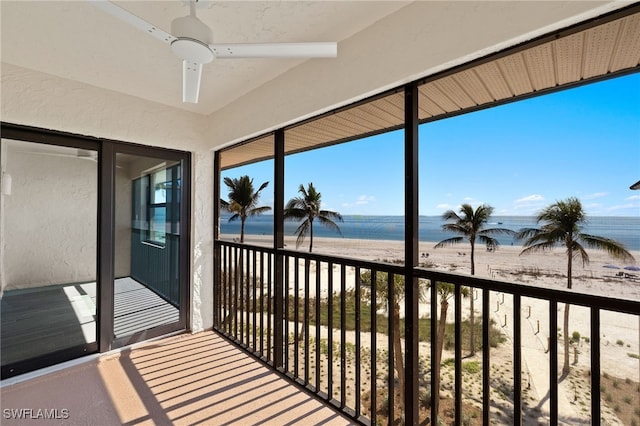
[360, 271, 428, 416]
[284, 182, 343, 252]
[517, 197, 634, 375]
[221, 175, 271, 243]
[434, 203, 516, 356]
[431, 282, 469, 419]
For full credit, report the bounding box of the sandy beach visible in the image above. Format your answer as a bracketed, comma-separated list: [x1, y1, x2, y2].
[223, 234, 640, 423]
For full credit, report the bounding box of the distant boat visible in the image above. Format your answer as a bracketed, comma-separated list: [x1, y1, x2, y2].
[498, 222, 503, 224]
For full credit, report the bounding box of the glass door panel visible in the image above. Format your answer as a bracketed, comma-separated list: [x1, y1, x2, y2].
[113, 153, 182, 340]
[1, 139, 98, 376]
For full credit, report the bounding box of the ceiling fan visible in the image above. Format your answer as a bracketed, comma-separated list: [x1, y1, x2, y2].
[89, 0, 338, 104]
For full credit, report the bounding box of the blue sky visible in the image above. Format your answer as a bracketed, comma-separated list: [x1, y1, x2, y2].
[222, 72, 640, 217]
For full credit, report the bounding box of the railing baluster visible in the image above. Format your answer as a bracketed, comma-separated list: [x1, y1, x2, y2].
[355, 266, 361, 418]
[371, 269, 377, 426]
[315, 259, 321, 393]
[387, 272, 394, 425]
[482, 289, 490, 425]
[294, 256, 300, 378]
[246, 249, 251, 347]
[550, 301, 558, 425]
[260, 251, 265, 357]
[284, 255, 290, 372]
[430, 277, 438, 422]
[549, 300, 556, 425]
[305, 258, 310, 384]
[340, 263, 347, 407]
[234, 246, 239, 339]
[267, 252, 272, 364]
[454, 284, 462, 425]
[253, 248, 257, 351]
[591, 307, 600, 423]
[328, 261, 334, 400]
[212, 241, 640, 426]
[514, 294, 522, 425]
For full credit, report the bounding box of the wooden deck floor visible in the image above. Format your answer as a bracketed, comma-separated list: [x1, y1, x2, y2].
[0, 331, 354, 425]
[1, 278, 178, 366]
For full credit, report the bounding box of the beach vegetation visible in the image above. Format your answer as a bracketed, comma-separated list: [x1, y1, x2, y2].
[220, 175, 271, 243]
[571, 331, 581, 343]
[462, 360, 481, 374]
[517, 197, 635, 376]
[284, 182, 343, 252]
[358, 270, 427, 412]
[434, 203, 516, 356]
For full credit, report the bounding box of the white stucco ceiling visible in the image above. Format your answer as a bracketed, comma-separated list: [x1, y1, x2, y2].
[0, 1, 410, 116]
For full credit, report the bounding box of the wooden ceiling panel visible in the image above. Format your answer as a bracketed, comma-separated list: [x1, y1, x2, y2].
[221, 11, 640, 170]
[497, 53, 534, 96]
[453, 69, 494, 105]
[432, 77, 476, 110]
[473, 61, 514, 101]
[610, 13, 640, 71]
[523, 43, 557, 90]
[554, 32, 584, 85]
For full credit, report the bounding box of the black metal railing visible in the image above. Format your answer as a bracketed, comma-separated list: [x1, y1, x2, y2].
[213, 240, 640, 425]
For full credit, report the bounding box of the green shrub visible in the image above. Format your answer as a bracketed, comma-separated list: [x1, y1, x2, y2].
[571, 331, 581, 343]
[462, 361, 481, 374]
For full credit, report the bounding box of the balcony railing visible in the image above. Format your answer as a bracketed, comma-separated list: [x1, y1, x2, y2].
[213, 240, 640, 425]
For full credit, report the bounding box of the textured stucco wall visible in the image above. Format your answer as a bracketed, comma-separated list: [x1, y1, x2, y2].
[2, 142, 97, 290]
[0, 64, 214, 332]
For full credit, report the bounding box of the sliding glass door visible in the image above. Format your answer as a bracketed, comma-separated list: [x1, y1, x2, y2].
[1, 137, 99, 377]
[112, 152, 184, 343]
[1, 124, 190, 378]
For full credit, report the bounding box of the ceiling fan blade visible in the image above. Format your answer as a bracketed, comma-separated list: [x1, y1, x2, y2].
[183, 61, 203, 103]
[210, 42, 337, 59]
[88, 0, 176, 44]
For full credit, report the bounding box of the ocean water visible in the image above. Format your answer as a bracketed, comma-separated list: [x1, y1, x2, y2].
[219, 215, 640, 251]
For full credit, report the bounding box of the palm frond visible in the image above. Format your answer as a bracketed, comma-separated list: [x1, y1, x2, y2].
[519, 241, 557, 255]
[294, 220, 311, 248]
[579, 234, 636, 263]
[569, 241, 590, 266]
[249, 206, 272, 216]
[434, 237, 463, 248]
[478, 235, 499, 249]
[481, 227, 517, 237]
[318, 216, 343, 236]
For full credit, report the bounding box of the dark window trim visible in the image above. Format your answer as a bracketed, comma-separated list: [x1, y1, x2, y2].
[0, 122, 192, 378]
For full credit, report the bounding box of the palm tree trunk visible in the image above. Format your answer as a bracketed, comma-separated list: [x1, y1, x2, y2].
[240, 218, 246, 243]
[469, 240, 476, 356]
[563, 304, 571, 376]
[309, 219, 314, 252]
[393, 302, 405, 413]
[563, 247, 573, 375]
[434, 297, 449, 419]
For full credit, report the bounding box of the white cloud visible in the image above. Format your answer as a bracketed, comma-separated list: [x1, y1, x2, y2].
[463, 196, 474, 201]
[436, 203, 452, 210]
[515, 194, 544, 203]
[626, 195, 640, 201]
[341, 194, 376, 208]
[355, 195, 375, 205]
[583, 192, 608, 200]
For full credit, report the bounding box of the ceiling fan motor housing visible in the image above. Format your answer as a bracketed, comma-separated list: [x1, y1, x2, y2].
[170, 15, 214, 63]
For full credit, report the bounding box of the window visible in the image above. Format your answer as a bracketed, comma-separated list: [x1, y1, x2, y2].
[132, 165, 180, 246]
